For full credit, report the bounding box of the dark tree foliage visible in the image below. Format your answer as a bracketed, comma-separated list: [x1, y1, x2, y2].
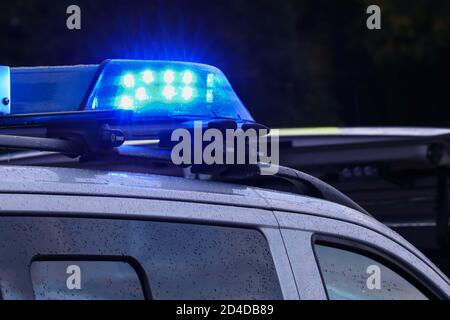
[0, 0, 448, 127]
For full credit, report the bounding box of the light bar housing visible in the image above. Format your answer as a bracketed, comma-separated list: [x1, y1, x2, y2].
[2, 60, 259, 141]
[85, 60, 254, 122]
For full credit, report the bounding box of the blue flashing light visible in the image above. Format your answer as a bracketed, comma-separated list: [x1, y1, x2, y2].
[182, 86, 193, 101]
[206, 89, 214, 103]
[206, 73, 215, 88]
[163, 70, 175, 84]
[162, 85, 176, 100]
[119, 95, 134, 109]
[183, 71, 194, 85]
[135, 87, 148, 101]
[142, 70, 154, 84]
[85, 60, 254, 122]
[123, 74, 135, 88]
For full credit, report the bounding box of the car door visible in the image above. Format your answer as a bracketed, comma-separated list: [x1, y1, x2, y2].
[0, 192, 298, 300]
[275, 210, 450, 300]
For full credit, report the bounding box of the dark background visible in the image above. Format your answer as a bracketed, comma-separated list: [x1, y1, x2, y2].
[1, 0, 449, 128]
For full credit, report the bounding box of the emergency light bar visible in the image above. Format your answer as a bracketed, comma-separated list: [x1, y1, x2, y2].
[0, 59, 262, 155]
[84, 60, 254, 122]
[5, 60, 255, 131]
[0, 59, 265, 150]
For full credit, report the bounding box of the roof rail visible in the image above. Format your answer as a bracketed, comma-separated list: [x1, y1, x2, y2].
[210, 163, 370, 215]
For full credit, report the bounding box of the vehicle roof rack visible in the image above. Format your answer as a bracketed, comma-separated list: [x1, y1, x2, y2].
[0, 110, 132, 157]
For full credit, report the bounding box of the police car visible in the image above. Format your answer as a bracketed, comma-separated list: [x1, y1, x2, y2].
[0, 60, 448, 300]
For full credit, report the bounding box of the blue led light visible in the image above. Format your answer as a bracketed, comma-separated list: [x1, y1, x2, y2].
[162, 85, 176, 100]
[163, 70, 175, 84]
[142, 70, 154, 84]
[136, 87, 148, 101]
[206, 89, 214, 103]
[183, 71, 194, 85]
[119, 95, 133, 109]
[123, 74, 135, 88]
[182, 86, 193, 101]
[206, 73, 215, 88]
[85, 60, 254, 122]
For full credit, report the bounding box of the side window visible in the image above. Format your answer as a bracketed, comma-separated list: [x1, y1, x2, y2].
[146, 222, 283, 300]
[314, 244, 429, 300]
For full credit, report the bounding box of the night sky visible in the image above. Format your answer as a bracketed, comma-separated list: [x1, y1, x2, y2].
[1, 0, 449, 128]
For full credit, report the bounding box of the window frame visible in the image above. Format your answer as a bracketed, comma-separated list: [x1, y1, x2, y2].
[312, 234, 444, 300]
[275, 210, 450, 300]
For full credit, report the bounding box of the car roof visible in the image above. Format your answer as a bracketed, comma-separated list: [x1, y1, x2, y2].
[0, 165, 411, 235]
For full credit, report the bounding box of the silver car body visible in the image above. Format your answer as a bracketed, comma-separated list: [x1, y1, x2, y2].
[0, 165, 448, 299]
